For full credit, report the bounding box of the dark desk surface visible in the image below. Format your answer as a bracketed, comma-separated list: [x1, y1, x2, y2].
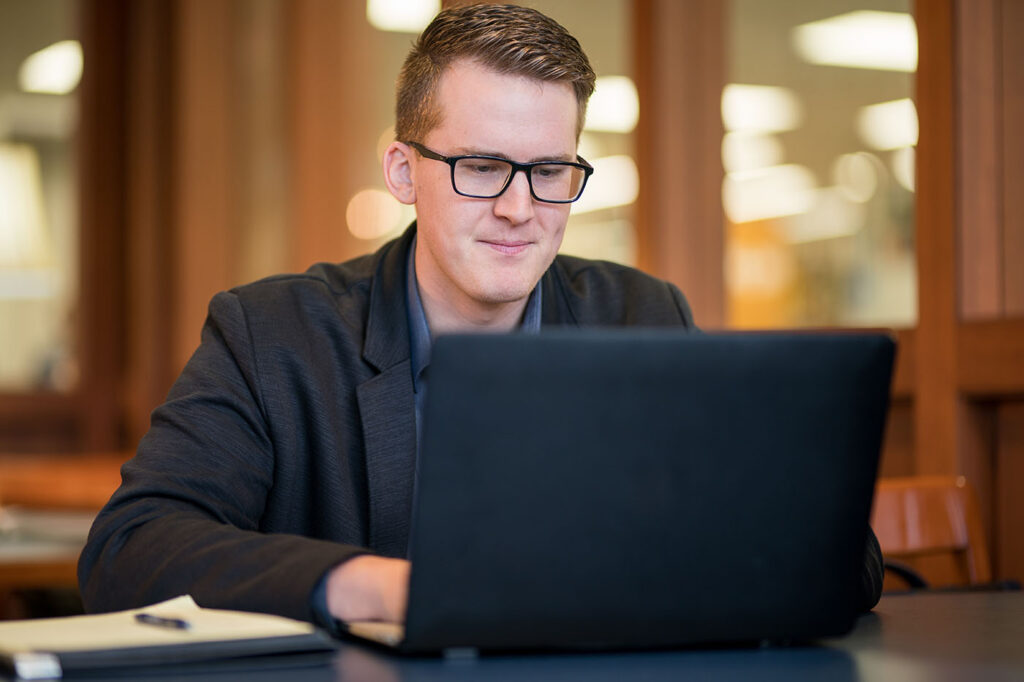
[4, 591, 1022, 681]
[835, 590, 1024, 681]
[332, 591, 1024, 681]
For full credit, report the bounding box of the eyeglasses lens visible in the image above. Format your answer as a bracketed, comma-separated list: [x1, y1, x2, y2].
[452, 158, 585, 202]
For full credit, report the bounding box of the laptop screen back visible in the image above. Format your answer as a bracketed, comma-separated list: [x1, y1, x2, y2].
[403, 331, 894, 652]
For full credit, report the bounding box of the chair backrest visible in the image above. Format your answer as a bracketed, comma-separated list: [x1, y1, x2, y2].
[871, 475, 991, 587]
[0, 452, 125, 510]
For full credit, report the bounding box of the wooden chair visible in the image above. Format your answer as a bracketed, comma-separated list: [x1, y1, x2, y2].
[871, 475, 991, 590]
[0, 452, 125, 510]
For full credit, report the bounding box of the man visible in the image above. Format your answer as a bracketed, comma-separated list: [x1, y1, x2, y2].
[79, 4, 882, 629]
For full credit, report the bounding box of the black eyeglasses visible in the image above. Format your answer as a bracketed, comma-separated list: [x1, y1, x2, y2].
[406, 141, 593, 204]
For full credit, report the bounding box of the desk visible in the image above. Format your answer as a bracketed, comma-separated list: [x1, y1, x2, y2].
[0, 453, 123, 614]
[7, 592, 1017, 681]
[332, 592, 1024, 681]
[0, 508, 95, 590]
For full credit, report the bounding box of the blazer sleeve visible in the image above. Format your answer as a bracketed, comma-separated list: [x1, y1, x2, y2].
[859, 526, 885, 612]
[77, 290, 366, 624]
[667, 280, 697, 330]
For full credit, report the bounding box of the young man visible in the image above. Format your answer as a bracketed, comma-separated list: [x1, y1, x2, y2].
[79, 4, 881, 629]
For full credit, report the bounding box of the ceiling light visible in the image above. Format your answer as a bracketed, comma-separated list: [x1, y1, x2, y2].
[19, 40, 83, 95]
[857, 98, 918, 150]
[721, 84, 802, 134]
[722, 132, 785, 173]
[723, 164, 817, 223]
[891, 147, 915, 192]
[585, 76, 639, 133]
[792, 11, 917, 72]
[366, 0, 439, 33]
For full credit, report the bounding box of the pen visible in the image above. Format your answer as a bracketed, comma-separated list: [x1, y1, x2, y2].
[134, 612, 191, 630]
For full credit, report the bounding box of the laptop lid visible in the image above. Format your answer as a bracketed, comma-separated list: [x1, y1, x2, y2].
[400, 331, 894, 653]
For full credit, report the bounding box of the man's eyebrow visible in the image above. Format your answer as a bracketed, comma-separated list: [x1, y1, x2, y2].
[452, 147, 577, 163]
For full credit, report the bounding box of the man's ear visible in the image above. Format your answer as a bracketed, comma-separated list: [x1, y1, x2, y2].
[382, 141, 417, 205]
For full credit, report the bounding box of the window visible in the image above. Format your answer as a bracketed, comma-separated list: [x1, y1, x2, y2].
[724, 0, 917, 328]
[0, 0, 80, 392]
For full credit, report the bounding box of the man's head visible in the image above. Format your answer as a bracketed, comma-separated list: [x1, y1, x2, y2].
[395, 3, 596, 144]
[383, 4, 596, 332]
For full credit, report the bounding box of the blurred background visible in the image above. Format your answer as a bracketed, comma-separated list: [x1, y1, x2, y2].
[0, 0, 1022, 613]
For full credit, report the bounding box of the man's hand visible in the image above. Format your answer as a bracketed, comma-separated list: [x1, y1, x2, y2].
[325, 555, 411, 623]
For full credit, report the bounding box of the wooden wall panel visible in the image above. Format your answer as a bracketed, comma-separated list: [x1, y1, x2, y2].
[124, 0, 176, 445]
[996, 402, 1024, 581]
[1002, 0, 1024, 314]
[958, 320, 1024, 396]
[286, 0, 372, 273]
[959, 401, 997, 557]
[878, 399, 915, 479]
[633, 0, 725, 329]
[914, 0, 959, 475]
[172, 0, 238, 373]
[957, 0, 1003, 319]
[946, 0, 1024, 582]
[75, 0, 129, 451]
[235, 0, 290, 285]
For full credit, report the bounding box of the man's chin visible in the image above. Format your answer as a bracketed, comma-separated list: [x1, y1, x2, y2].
[474, 281, 537, 307]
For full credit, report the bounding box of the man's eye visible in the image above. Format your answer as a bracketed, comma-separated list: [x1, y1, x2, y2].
[465, 161, 501, 174]
[535, 165, 568, 179]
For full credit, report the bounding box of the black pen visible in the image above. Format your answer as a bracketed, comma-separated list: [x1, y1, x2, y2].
[134, 612, 191, 630]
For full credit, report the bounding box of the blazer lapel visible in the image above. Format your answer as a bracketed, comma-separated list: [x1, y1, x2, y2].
[540, 263, 580, 327]
[357, 226, 418, 557]
[357, 363, 416, 557]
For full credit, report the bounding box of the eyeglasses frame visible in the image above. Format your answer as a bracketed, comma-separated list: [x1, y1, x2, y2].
[405, 141, 594, 204]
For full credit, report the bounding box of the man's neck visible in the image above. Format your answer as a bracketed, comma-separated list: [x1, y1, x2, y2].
[418, 284, 529, 335]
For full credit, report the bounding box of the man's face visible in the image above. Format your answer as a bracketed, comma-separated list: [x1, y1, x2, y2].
[410, 59, 578, 323]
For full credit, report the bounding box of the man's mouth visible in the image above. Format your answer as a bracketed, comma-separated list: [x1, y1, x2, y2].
[481, 240, 532, 256]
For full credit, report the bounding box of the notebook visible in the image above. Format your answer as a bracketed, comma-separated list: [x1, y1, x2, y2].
[346, 330, 895, 654]
[0, 596, 335, 679]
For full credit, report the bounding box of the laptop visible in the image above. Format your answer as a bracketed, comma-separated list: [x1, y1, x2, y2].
[345, 330, 895, 654]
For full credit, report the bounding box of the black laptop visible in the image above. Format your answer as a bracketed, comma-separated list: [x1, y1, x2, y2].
[345, 330, 895, 654]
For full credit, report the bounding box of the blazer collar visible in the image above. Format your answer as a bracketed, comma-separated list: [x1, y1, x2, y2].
[358, 224, 418, 557]
[540, 258, 580, 327]
[362, 224, 417, 372]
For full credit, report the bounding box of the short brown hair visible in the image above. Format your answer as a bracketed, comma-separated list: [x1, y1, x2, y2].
[395, 3, 596, 143]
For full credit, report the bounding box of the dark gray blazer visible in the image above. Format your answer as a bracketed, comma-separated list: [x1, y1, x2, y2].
[78, 225, 702, 623]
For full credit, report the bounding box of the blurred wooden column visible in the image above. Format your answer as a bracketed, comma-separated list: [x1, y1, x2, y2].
[122, 0, 292, 443]
[952, 0, 1024, 581]
[286, 0, 375, 273]
[914, 0, 1024, 579]
[957, 0, 1003, 318]
[633, 0, 725, 328]
[999, 0, 1024, 314]
[116, 0, 386, 444]
[172, 0, 239, 373]
[914, 0, 959, 477]
[122, 0, 176, 444]
[992, 0, 1024, 584]
[76, 0, 129, 450]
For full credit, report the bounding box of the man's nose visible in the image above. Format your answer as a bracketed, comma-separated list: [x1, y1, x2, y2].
[492, 169, 535, 224]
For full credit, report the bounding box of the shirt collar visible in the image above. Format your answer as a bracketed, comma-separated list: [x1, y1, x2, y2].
[405, 234, 543, 393]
